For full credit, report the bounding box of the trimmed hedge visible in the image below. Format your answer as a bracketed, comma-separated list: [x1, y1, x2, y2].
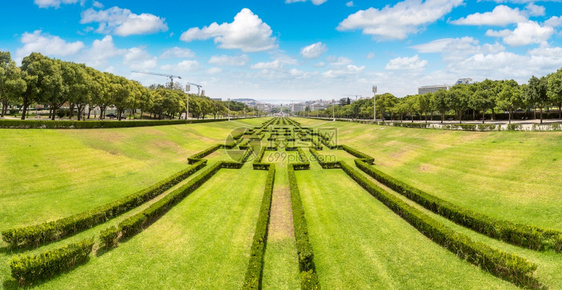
[99, 225, 120, 248]
[288, 164, 320, 289]
[10, 238, 94, 285]
[187, 144, 222, 164]
[0, 118, 225, 129]
[2, 160, 207, 248]
[243, 165, 276, 289]
[340, 161, 539, 287]
[340, 145, 374, 165]
[355, 159, 562, 251]
[309, 148, 341, 169]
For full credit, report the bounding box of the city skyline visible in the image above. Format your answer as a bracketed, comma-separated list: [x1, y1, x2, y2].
[1, 0, 561, 102]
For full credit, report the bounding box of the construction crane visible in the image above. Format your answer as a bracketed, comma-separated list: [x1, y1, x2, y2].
[132, 71, 182, 88]
[185, 82, 202, 96]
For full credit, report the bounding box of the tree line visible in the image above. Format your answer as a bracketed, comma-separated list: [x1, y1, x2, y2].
[0, 51, 257, 121]
[297, 71, 562, 124]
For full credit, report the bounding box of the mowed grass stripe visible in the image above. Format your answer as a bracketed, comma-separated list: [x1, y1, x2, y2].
[31, 167, 266, 289]
[295, 169, 514, 289]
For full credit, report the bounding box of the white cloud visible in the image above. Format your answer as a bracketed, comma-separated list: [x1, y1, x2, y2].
[285, 0, 328, 5]
[160, 60, 201, 73]
[123, 47, 157, 70]
[545, 16, 562, 27]
[16, 30, 84, 60]
[251, 60, 283, 70]
[80, 35, 125, 67]
[81, 7, 168, 36]
[92, 1, 103, 8]
[346, 1, 354, 7]
[206, 67, 223, 74]
[323, 64, 365, 78]
[160, 47, 195, 58]
[385, 55, 427, 70]
[328, 56, 353, 66]
[412, 37, 505, 65]
[208, 54, 250, 66]
[525, 3, 545, 17]
[337, 0, 463, 40]
[180, 8, 277, 52]
[314, 62, 326, 67]
[300, 42, 327, 59]
[34, 0, 79, 8]
[366, 52, 375, 59]
[451, 5, 527, 26]
[486, 21, 554, 46]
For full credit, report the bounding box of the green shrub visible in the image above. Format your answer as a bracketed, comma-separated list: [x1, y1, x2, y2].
[340, 161, 539, 287]
[340, 145, 374, 164]
[119, 214, 147, 239]
[477, 124, 498, 131]
[243, 165, 275, 289]
[0, 118, 225, 129]
[354, 159, 561, 251]
[99, 226, 120, 248]
[2, 160, 207, 248]
[506, 124, 522, 131]
[10, 238, 94, 285]
[288, 164, 320, 289]
[187, 144, 222, 164]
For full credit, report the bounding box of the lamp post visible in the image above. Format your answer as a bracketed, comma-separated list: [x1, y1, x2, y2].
[372, 85, 377, 122]
[227, 98, 231, 121]
[332, 99, 335, 121]
[185, 85, 190, 120]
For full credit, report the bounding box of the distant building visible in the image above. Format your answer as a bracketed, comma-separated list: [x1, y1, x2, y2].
[211, 98, 222, 101]
[418, 85, 450, 95]
[455, 78, 473, 85]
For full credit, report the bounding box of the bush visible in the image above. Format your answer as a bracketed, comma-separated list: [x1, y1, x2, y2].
[99, 226, 120, 248]
[340, 161, 539, 287]
[243, 165, 275, 289]
[10, 238, 94, 285]
[119, 214, 147, 239]
[354, 159, 561, 251]
[0, 118, 225, 129]
[2, 160, 207, 248]
[341, 145, 374, 164]
[309, 148, 341, 169]
[507, 124, 522, 131]
[477, 124, 497, 131]
[288, 164, 320, 289]
[187, 144, 222, 164]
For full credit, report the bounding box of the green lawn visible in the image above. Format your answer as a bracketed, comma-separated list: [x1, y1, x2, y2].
[295, 168, 514, 289]
[16, 166, 266, 289]
[294, 118, 562, 230]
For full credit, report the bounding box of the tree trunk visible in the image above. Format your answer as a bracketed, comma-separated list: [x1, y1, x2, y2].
[491, 108, 496, 121]
[21, 100, 29, 120]
[441, 111, 444, 124]
[509, 109, 512, 124]
[540, 107, 543, 124]
[482, 111, 485, 124]
[69, 104, 75, 119]
[559, 104, 561, 119]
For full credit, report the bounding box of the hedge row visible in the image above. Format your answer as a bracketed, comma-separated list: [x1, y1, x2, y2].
[10, 238, 94, 285]
[243, 165, 276, 289]
[354, 159, 562, 251]
[0, 118, 225, 129]
[288, 164, 320, 289]
[309, 148, 341, 169]
[340, 145, 374, 165]
[2, 160, 207, 248]
[114, 161, 225, 240]
[292, 148, 310, 170]
[340, 161, 540, 287]
[252, 147, 270, 170]
[187, 144, 222, 164]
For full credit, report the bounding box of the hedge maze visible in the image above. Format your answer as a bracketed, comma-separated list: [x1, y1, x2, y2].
[3, 117, 561, 288]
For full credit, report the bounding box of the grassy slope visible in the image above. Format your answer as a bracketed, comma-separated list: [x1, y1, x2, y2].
[25, 166, 266, 289]
[296, 168, 514, 289]
[294, 118, 562, 230]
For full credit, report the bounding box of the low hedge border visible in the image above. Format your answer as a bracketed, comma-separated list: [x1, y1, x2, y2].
[187, 144, 223, 164]
[0, 118, 225, 129]
[309, 148, 341, 169]
[288, 164, 320, 289]
[10, 238, 94, 285]
[243, 165, 276, 289]
[2, 160, 207, 248]
[340, 145, 374, 165]
[340, 161, 540, 288]
[354, 159, 562, 251]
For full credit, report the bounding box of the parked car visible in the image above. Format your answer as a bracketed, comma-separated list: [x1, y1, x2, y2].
[106, 113, 117, 118]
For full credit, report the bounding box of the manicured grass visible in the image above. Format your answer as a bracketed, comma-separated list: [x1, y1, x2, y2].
[14, 166, 266, 289]
[294, 118, 562, 230]
[295, 168, 514, 289]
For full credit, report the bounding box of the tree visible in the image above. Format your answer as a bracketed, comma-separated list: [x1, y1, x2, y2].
[471, 80, 496, 123]
[418, 93, 432, 122]
[526, 75, 548, 124]
[0, 51, 26, 117]
[375, 93, 397, 120]
[446, 85, 469, 123]
[547, 69, 562, 119]
[496, 80, 523, 124]
[431, 89, 448, 123]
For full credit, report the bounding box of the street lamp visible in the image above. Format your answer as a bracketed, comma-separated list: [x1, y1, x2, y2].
[372, 85, 377, 122]
[185, 85, 190, 120]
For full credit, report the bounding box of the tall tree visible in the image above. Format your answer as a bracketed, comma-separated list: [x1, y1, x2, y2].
[1, 51, 26, 117]
[496, 80, 523, 124]
[446, 85, 470, 123]
[431, 89, 448, 123]
[526, 75, 548, 124]
[547, 69, 562, 119]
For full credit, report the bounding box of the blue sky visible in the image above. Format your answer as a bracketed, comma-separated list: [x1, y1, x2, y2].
[1, 0, 561, 102]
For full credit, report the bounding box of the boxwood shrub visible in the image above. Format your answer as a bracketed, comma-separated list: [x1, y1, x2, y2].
[243, 165, 275, 289]
[10, 238, 94, 285]
[2, 160, 207, 248]
[340, 145, 374, 164]
[0, 118, 224, 129]
[187, 144, 222, 164]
